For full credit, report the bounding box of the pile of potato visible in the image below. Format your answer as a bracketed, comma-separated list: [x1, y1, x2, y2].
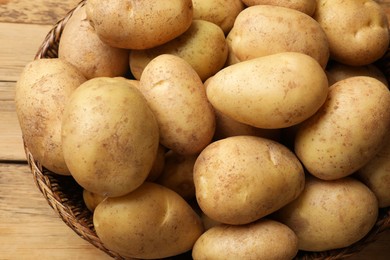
[15, 0, 390, 259]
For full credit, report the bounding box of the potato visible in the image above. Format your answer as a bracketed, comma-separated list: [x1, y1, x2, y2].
[273, 176, 378, 251]
[15, 58, 86, 175]
[295, 76, 390, 180]
[146, 144, 166, 182]
[61, 77, 159, 197]
[194, 136, 305, 225]
[139, 54, 215, 155]
[58, 5, 129, 79]
[85, 0, 193, 50]
[200, 212, 221, 231]
[94, 182, 204, 259]
[241, 0, 316, 16]
[314, 0, 389, 66]
[83, 189, 105, 212]
[227, 5, 329, 68]
[206, 52, 329, 129]
[157, 151, 197, 200]
[192, 0, 245, 34]
[192, 219, 298, 260]
[130, 19, 228, 81]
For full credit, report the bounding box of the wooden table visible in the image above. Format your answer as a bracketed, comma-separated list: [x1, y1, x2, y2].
[0, 0, 390, 259]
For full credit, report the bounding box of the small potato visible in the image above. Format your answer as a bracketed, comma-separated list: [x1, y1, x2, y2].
[192, 219, 299, 260]
[83, 189, 105, 212]
[194, 136, 305, 225]
[314, 0, 389, 66]
[62, 77, 159, 197]
[295, 76, 390, 180]
[227, 5, 329, 68]
[192, 0, 245, 34]
[58, 5, 129, 79]
[206, 52, 329, 129]
[86, 0, 193, 50]
[201, 212, 221, 231]
[15, 58, 87, 175]
[146, 144, 166, 182]
[273, 176, 378, 251]
[139, 54, 215, 155]
[241, 0, 316, 16]
[94, 182, 204, 259]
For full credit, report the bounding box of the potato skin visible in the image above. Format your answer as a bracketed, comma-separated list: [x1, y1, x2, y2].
[192, 219, 298, 260]
[241, 0, 316, 16]
[273, 176, 378, 251]
[94, 182, 204, 259]
[61, 77, 159, 197]
[295, 76, 390, 180]
[194, 136, 305, 225]
[83, 189, 105, 212]
[15, 58, 86, 175]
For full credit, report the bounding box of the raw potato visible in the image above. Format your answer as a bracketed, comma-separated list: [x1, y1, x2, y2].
[295, 76, 390, 180]
[314, 0, 389, 66]
[227, 5, 329, 68]
[192, 219, 298, 260]
[192, 0, 245, 34]
[273, 176, 378, 251]
[241, 0, 316, 16]
[86, 0, 193, 49]
[83, 189, 105, 212]
[145, 144, 166, 182]
[194, 136, 305, 225]
[139, 54, 215, 155]
[58, 5, 129, 79]
[61, 77, 159, 197]
[15, 58, 87, 175]
[206, 52, 329, 129]
[130, 19, 228, 81]
[94, 182, 204, 259]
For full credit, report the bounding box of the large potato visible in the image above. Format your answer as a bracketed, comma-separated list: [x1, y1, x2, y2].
[273, 176, 378, 251]
[94, 182, 204, 259]
[86, 0, 193, 49]
[139, 54, 215, 155]
[227, 5, 329, 68]
[193, 136, 305, 225]
[241, 0, 316, 16]
[61, 77, 159, 197]
[206, 52, 329, 129]
[15, 58, 86, 175]
[314, 0, 389, 66]
[295, 76, 390, 180]
[130, 20, 228, 81]
[192, 219, 298, 260]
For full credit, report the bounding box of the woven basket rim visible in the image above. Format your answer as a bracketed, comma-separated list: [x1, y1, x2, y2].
[28, 0, 390, 259]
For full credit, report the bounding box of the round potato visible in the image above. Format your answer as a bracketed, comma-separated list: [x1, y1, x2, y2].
[94, 182, 204, 259]
[192, 219, 298, 260]
[206, 52, 329, 129]
[61, 77, 159, 197]
[58, 5, 129, 79]
[83, 189, 105, 212]
[194, 136, 305, 225]
[295, 76, 390, 180]
[314, 0, 389, 66]
[85, 0, 193, 50]
[145, 144, 166, 182]
[273, 176, 378, 251]
[241, 0, 316, 16]
[139, 54, 215, 155]
[227, 5, 329, 68]
[15, 58, 87, 175]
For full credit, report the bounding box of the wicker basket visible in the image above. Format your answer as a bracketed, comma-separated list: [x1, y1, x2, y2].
[28, 0, 390, 259]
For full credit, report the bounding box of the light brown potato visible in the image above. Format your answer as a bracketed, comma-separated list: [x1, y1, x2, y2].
[314, 0, 389, 66]
[94, 182, 204, 259]
[58, 5, 129, 79]
[83, 189, 105, 212]
[139, 54, 216, 155]
[206, 52, 329, 129]
[145, 144, 166, 182]
[192, 0, 245, 34]
[15, 58, 87, 175]
[194, 136, 305, 225]
[86, 0, 193, 49]
[295, 76, 390, 180]
[200, 212, 221, 231]
[192, 219, 298, 260]
[61, 77, 159, 197]
[241, 0, 316, 16]
[227, 5, 329, 68]
[130, 20, 228, 81]
[273, 176, 378, 251]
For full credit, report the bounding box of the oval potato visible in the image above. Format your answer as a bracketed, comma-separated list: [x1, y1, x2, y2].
[241, 0, 316, 16]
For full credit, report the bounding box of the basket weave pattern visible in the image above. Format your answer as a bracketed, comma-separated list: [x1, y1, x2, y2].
[28, 0, 390, 259]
